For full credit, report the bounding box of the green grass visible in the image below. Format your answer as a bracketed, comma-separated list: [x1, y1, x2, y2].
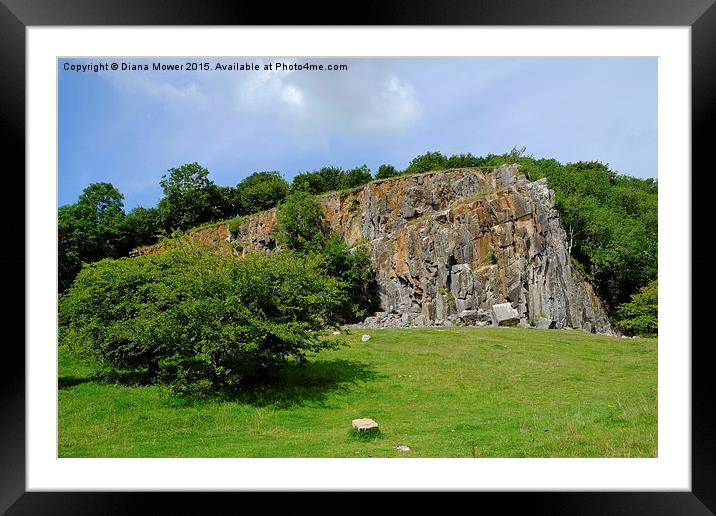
[58, 327, 657, 458]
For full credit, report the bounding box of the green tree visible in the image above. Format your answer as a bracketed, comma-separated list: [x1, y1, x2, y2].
[58, 182, 127, 291]
[404, 151, 449, 175]
[118, 206, 163, 250]
[157, 162, 216, 231]
[77, 182, 125, 223]
[616, 280, 657, 336]
[446, 153, 486, 169]
[375, 164, 400, 180]
[341, 165, 373, 189]
[236, 171, 289, 214]
[275, 191, 326, 254]
[321, 234, 379, 322]
[290, 167, 345, 195]
[207, 184, 240, 220]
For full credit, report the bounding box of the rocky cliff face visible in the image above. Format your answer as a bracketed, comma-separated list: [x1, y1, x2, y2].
[156, 165, 612, 333]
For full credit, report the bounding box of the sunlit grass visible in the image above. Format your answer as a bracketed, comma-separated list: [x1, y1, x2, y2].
[58, 327, 657, 458]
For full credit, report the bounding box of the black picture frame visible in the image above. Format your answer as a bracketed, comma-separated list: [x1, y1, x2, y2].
[3, 1, 712, 514]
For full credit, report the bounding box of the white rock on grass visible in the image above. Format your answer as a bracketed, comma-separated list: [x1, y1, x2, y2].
[490, 303, 520, 327]
[361, 334, 371, 342]
[332, 330, 341, 335]
[395, 445, 411, 452]
[352, 418, 379, 434]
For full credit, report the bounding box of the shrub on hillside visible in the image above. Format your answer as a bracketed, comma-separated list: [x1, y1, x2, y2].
[275, 195, 379, 323]
[275, 191, 326, 254]
[59, 242, 343, 395]
[616, 280, 657, 337]
[321, 234, 380, 323]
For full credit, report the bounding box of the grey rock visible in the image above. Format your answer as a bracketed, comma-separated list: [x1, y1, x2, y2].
[458, 309, 479, 325]
[395, 445, 412, 452]
[491, 303, 520, 327]
[361, 334, 371, 342]
[535, 317, 556, 329]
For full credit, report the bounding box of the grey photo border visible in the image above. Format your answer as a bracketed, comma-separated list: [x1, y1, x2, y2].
[2, 0, 713, 513]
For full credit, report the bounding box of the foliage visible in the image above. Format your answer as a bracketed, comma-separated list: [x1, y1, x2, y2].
[290, 166, 345, 195]
[59, 242, 343, 395]
[403, 151, 449, 175]
[341, 165, 373, 189]
[236, 171, 289, 215]
[206, 185, 241, 221]
[119, 207, 163, 250]
[77, 182, 125, 222]
[616, 280, 657, 337]
[227, 216, 245, 235]
[487, 249, 498, 265]
[528, 159, 657, 308]
[275, 191, 326, 254]
[375, 164, 400, 180]
[58, 183, 127, 292]
[157, 162, 218, 231]
[445, 153, 486, 169]
[290, 165, 373, 195]
[274, 197, 379, 324]
[321, 234, 380, 323]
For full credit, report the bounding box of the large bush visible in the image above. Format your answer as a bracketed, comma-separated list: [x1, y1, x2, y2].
[616, 280, 657, 337]
[275, 193, 379, 323]
[236, 171, 289, 215]
[275, 191, 326, 254]
[59, 242, 343, 394]
[321, 234, 380, 323]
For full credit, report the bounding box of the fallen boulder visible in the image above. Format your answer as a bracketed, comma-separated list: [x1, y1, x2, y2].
[352, 418, 379, 434]
[535, 317, 556, 329]
[491, 303, 520, 327]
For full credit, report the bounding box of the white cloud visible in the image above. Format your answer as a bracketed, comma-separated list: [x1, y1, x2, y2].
[232, 60, 421, 139]
[105, 71, 208, 114]
[98, 58, 423, 160]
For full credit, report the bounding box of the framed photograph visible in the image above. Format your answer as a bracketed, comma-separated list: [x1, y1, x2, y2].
[5, 0, 712, 513]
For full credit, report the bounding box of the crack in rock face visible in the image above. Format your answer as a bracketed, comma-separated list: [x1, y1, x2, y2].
[170, 165, 613, 334]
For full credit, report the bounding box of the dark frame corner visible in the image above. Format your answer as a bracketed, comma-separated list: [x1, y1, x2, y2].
[3, 0, 713, 514]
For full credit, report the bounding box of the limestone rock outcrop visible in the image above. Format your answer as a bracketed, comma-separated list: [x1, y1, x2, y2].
[144, 165, 613, 333]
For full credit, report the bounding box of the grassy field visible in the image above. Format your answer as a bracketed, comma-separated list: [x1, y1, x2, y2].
[58, 327, 657, 458]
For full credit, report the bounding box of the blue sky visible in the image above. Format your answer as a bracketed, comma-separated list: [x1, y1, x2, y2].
[59, 57, 657, 210]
